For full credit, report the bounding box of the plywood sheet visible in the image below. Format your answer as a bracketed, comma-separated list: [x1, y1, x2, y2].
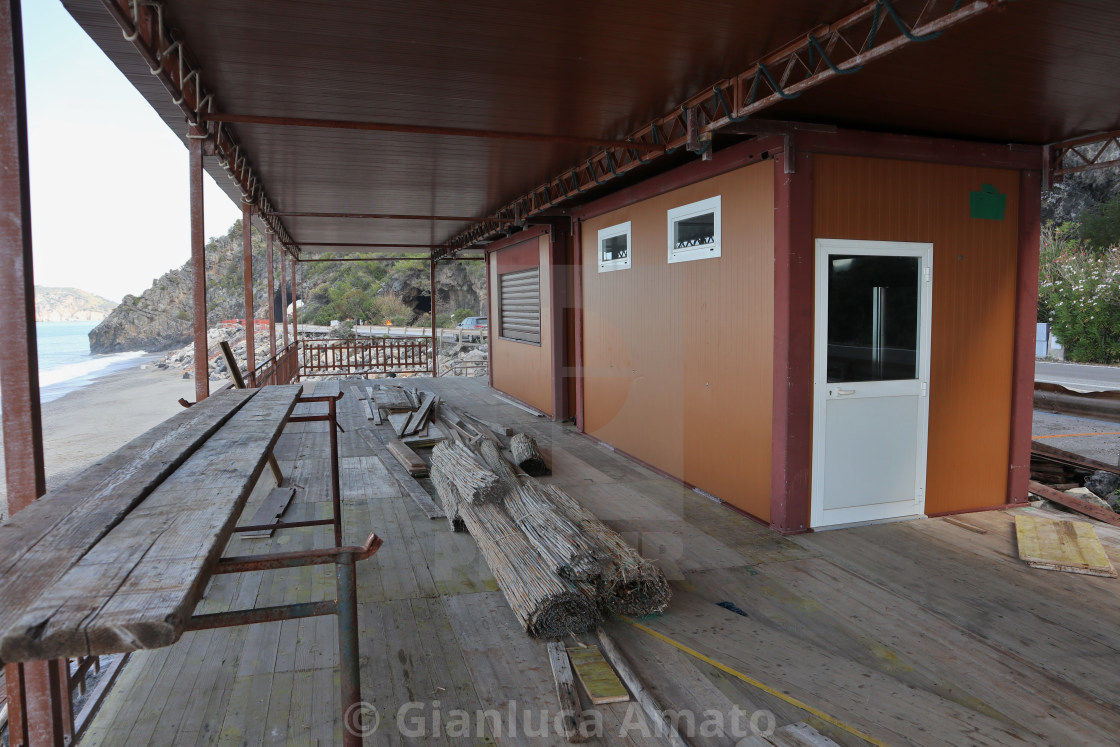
[1015, 514, 1117, 577]
[567, 646, 629, 705]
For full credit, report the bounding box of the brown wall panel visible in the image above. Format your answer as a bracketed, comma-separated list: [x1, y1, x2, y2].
[813, 154, 1021, 515]
[491, 234, 553, 416]
[580, 161, 775, 519]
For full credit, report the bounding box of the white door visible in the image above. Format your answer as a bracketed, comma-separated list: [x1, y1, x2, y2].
[811, 239, 933, 528]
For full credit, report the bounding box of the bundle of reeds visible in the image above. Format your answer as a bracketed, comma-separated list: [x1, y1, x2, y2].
[429, 458, 466, 532]
[511, 433, 549, 475]
[539, 484, 671, 617]
[503, 484, 609, 581]
[430, 441, 502, 504]
[457, 499, 599, 638]
[477, 439, 522, 490]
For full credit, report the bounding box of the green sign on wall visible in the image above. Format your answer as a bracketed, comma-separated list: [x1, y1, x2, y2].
[970, 183, 1006, 221]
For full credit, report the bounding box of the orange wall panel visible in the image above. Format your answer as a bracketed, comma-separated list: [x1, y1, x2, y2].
[580, 161, 775, 520]
[813, 154, 1021, 514]
[491, 234, 553, 416]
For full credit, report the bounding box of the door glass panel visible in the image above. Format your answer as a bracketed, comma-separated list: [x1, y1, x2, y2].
[827, 255, 920, 383]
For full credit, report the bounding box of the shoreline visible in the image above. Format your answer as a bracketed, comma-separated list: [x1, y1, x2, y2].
[0, 361, 201, 520]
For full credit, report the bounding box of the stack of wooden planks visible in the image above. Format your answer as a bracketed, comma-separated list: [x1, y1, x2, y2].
[1028, 441, 1120, 528]
[386, 388, 445, 447]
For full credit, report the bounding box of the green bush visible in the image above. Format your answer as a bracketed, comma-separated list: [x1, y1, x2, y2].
[1080, 194, 1120, 251]
[451, 308, 473, 324]
[1039, 222, 1120, 362]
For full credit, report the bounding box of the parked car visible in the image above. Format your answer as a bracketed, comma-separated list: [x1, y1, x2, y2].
[456, 317, 488, 342]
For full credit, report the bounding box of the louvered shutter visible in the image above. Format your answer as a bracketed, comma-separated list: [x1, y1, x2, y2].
[499, 268, 541, 344]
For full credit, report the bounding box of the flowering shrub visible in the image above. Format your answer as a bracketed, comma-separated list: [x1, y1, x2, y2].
[1038, 221, 1120, 362]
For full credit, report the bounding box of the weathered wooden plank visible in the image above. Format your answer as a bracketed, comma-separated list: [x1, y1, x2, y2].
[238, 487, 298, 538]
[311, 379, 342, 399]
[0, 385, 303, 661]
[792, 525, 1120, 712]
[386, 440, 428, 477]
[401, 423, 447, 448]
[388, 411, 411, 436]
[1014, 514, 1116, 577]
[762, 556, 1120, 744]
[357, 428, 445, 519]
[0, 388, 259, 666]
[768, 722, 840, 747]
[1031, 440, 1120, 475]
[372, 385, 412, 412]
[595, 631, 689, 746]
[444, 591, 558, 744]
[462, 411, 513, 437]
[547, 642, 585, 742]
[1028, 480, 1120, 527]
[567, 644, 629, 705]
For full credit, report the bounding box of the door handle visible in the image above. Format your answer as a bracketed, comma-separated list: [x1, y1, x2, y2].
[835, 389, 856, 396]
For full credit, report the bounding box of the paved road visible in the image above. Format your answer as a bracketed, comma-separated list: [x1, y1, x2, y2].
[1035, 360, 1120, 391]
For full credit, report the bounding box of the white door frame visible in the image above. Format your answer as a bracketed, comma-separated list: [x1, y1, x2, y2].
[810, 239, 934, 529]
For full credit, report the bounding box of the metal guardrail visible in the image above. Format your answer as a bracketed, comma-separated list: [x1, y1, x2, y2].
[300, 337, 432, 378]
[440, 359, 488, 377]
[238, 333, 492, 384]
[248, 341, 300, 387]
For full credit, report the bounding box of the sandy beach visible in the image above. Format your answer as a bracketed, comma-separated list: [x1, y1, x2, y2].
[0, 363, 199, 520]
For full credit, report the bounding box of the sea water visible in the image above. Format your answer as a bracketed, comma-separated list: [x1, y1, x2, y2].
[35, 321, 149, 403]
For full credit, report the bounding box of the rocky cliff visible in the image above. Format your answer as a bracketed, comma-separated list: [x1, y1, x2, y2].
[90, 219, 486, 353]
[35, 286, 116, 322]
[89, 220, 271, 353]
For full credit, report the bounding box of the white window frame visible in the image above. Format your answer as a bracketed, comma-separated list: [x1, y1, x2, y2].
[597, 221, 632, 272]
[667, 195, 721, 264]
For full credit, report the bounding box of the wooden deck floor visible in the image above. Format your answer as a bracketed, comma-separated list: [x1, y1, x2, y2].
[80, 377, 1120, 746]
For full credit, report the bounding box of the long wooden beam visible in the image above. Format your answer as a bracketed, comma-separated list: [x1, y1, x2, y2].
[201, 112, 665, 152]
[263, 211, 515, 223]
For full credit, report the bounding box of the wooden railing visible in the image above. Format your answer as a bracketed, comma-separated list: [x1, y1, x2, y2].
[300, 337, 432, 378]
[249, 341, 300, 387]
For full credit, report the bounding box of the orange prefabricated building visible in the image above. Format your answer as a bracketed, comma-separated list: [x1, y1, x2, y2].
[486, 130, 1040, 533]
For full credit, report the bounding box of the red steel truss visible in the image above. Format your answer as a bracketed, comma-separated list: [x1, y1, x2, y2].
[437, 0, 1007, 259]
[1048, 130, 1120, 187]
[97, 0, 297, 256]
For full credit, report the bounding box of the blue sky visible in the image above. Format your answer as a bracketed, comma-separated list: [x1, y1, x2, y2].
[22, 0, 242, 301]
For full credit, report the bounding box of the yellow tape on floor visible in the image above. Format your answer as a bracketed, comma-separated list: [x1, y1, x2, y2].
[621, 616, 890, 747]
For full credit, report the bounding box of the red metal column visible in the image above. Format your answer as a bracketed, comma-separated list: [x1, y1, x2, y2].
[485, 251, 493, 386]
[280, 247, 290, 348]
[189, 135, 209, 400]
[291, 257, 299, 340]
[548, 225, 568, 421]
[430, 259, 438, 376]
[0, 2, 67, 743]
[770, 147, 814, 534]
[572, 220, 584, 432]
[1008, 167, 1043, 505]
[242, 203, 256, 384]
[264, 231, 275, 362]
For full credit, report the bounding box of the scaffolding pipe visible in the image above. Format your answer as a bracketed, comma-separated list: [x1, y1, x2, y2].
[430, 260, 438, 377]
[189, 136, 209, 400]
[242, 203, 256, 383]
[266, 232, 277, 360]
[0, 2, 68, 743]
[280, 239, 290, 348]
